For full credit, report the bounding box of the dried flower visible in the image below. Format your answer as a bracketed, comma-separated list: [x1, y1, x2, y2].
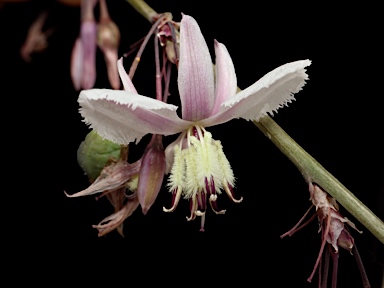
[281, 182, 366, 286]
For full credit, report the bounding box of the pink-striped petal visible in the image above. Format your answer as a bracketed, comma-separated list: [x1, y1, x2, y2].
[200, 60, 311, 127]
[211, 40, 237, 115]
[78, 89, 190, 144]
[178, 14, 215, 121]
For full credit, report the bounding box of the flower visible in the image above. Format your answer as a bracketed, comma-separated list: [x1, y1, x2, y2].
[281, 182, 364, 285]
[70, 0, 98, 90]
[78, 14, 311, 230]
[65, 157, 141, 236]
[20, 11, 53, 62]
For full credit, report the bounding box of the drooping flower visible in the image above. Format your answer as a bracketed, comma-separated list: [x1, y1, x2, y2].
[78, 14, 311, 230]
[70, 0, 98, 90]
[280, 182, 366, 286]
[65, 156, 141, 236]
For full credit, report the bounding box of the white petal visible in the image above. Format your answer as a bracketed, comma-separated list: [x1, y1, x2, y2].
[78, 89, 191, 144]
[200, 60, 311, 127]
[178, 14, 215, 121]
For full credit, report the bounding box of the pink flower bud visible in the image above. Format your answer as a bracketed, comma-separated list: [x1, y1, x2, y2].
[70, 0, 98, 90]
[97, 20, 121, 89]
[137, 134, 166, 215]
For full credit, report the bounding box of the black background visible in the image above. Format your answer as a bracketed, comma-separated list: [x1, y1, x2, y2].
[1, 0, 383, 286]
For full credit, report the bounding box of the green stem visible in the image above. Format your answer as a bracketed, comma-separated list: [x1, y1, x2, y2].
[126, 0, 384, 244]
[125, 0, 158, 23]
[254, 117, 384, 243]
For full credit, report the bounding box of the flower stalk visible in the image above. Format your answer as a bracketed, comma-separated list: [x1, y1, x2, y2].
[125, 0, 158, 23]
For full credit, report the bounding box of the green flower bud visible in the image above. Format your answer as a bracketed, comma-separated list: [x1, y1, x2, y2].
[77, 130, 122, 181]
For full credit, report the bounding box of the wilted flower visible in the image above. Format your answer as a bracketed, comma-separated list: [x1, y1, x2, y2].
[66, 58, 166, 235]
[66, 156, 141, 236]
[156, 13, 179, 64]
[77, 14, 311, 230]
[20, 11, 53, 62]
[281, 182, 366, 286]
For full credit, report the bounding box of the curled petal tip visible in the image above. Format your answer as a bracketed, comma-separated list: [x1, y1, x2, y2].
[163, 187, 182, 212]
[163, 203, 177, 213]
[63, 190, 72, 197]
[234, 196, 243, 203]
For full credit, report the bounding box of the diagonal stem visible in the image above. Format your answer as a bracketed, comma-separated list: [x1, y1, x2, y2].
[253, 116, 384, 244]
[125, 0, 158, 22]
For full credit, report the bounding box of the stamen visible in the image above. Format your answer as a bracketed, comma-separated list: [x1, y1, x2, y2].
[223, 182, 243, 203]
[163, 187, 182, 212]
[209, 194, 226, 215]
[280, 205, 316, 238]
[192, 126, 199, 139]
[196, 189, 207, 213]
[186, 195, 197, 221]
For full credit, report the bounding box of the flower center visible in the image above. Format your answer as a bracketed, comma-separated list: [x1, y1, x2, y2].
[163, 125, 242, 230]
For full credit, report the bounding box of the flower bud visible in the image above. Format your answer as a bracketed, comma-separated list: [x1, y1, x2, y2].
[70, 0, 98, 90]
[97, 20, 121, 89]
[77, 130, 121, 181]
[137, 134, 166, 214]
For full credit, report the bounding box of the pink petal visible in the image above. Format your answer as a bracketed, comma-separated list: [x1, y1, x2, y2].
[164, 132, 186, 174]
[70, 37, 83, 91]
[78, 89, 190, 144]
[80, 21, 97, 89]
[201, 60, 311, 127]
[178, 14, 215, 121]
[65, 160, 140, 198]
[117, 58, 137, 93]
[92, 195, 140, 237]
[211, 40, 237, 115]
